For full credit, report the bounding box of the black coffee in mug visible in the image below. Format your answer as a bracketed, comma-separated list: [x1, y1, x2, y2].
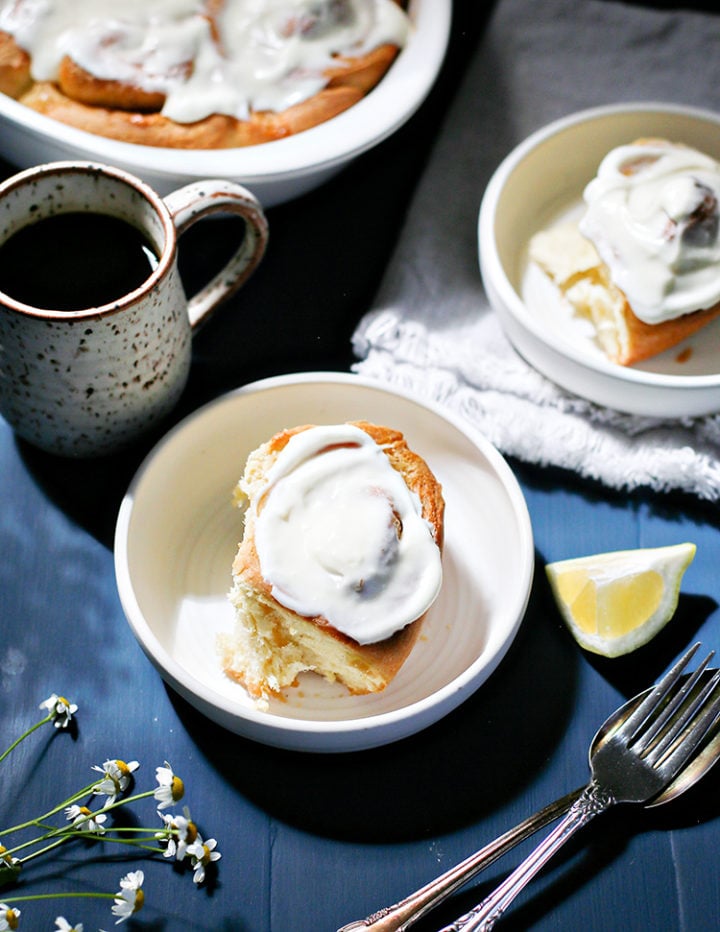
[0, 211, 159, 311]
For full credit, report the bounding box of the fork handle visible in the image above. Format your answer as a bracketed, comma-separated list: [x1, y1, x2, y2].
[441, 781, 616, 932]
[336, 788, 583, 932]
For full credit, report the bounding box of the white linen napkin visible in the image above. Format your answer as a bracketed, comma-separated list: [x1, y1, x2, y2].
[352, 0, 720, 500]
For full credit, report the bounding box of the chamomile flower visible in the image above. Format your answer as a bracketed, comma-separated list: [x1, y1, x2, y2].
[55, 918, 83, 932]
[187, 837, 221, 885]
[0, 701, 224, 924]
[111, 870, 144, 924]
[65, 805, 107, 835]
[0, 847, 20, 873]
[0, 694, 78, 767]
[0, 904, 20, 931]
[0, 850, 20, 890]
[156, 807, 198, 861]
[39, 695, 78, 729]
[153, 762, 184, 810]
[91, 760, 139, 804]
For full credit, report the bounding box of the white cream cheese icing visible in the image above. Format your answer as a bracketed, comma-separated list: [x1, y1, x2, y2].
[251, 424, 442, 645]
[0, 0, 409, 123]
[579, 142, 720, 324]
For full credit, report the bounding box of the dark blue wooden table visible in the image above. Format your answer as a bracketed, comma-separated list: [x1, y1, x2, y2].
[2, 3, 720, 930]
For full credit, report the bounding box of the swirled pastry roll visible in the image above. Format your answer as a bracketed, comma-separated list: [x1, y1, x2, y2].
[0, 0, 409, 149]
[219, 421, 444, 704]
[529, 139, 720, 366]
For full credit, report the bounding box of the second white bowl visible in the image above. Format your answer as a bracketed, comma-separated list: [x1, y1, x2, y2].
[479, 103, 720, 417]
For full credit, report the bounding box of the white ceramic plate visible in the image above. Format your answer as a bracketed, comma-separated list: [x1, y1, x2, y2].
[114, 373, 534, 753]
[479, 103, 720, 417]
[0, 0, 450, 206]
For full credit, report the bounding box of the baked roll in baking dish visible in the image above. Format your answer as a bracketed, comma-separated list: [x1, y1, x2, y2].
[219, 421, 444, 704]
[0, 0, 409, 148]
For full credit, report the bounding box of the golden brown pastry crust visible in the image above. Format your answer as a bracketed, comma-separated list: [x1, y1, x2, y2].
[57, 55, 169, 113]
[221, 421, 444, 700]
[613, 302, 720, 366]
[530, 221, 720, 367]
[0, 10, 403, 149]
[0, 30, 31, 99]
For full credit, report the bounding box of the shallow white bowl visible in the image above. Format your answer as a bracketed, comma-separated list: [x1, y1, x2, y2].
[0, 1, 450, 206]
[114, 373, 534, 753]
[479, 103, 720, 417]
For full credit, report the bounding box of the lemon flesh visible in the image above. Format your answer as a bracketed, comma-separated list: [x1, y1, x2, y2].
[545, 543, 696, 657]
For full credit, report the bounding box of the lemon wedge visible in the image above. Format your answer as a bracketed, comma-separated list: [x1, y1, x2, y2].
[545, 543, 696, 657]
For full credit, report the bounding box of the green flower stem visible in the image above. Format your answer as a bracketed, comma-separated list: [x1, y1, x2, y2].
[3, 825, 91, 859]
[0, 777, 182, 884]
[74, 833, 164, 854]
[5, 824, 159, 860]
[0, 715, 53, 765]
[3, 786, 170, 839]
[101, 789, 156, 812]
[4, 816, 171, 863]
[7, 835, 68, 864]
[0, 781, 99, 836]
[1, 890, 115, 905]
[4, 828, 166, 867]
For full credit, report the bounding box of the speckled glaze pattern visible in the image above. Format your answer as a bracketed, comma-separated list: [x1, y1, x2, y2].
[0, 162, 268, 457]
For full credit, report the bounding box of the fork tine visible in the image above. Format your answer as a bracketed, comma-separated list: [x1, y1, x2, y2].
[634, 652, 715, 753]
[620, 642, 702, 741]
[648, 672, 720, 771]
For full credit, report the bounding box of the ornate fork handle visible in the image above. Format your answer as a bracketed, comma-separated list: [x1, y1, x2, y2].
[441, 781, 616, 932]
[336, 789, 582, 932]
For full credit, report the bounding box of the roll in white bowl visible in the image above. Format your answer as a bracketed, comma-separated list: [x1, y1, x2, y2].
[479, 103, 720, 417]
[114, 373, 534, 753]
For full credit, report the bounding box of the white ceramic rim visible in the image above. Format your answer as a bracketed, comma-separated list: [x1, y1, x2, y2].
[0, 0, 450, 186]
[113, 372, 534, 749]
[478, 101, 720, 394]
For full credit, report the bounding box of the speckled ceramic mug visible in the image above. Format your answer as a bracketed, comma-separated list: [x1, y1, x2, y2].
[0, 161, 268, 456]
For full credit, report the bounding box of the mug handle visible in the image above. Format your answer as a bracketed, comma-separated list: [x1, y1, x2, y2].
[163, 180, 269, 330]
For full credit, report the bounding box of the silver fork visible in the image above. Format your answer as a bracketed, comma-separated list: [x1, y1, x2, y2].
[442, 643, 720, 932]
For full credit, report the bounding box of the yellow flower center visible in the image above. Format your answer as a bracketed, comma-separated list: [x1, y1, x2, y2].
[116, 760, 132, 777]
[78, 806, 92, 817]
[133, 889, 145, 914]
[0, 844, 17, 870]
[185, 821, 198, 844]
[171, 775, 184, 801]
[7, 907, 20, 930]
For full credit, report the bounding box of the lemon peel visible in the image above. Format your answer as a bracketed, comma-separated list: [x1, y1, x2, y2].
[545, 542, 696, 657]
